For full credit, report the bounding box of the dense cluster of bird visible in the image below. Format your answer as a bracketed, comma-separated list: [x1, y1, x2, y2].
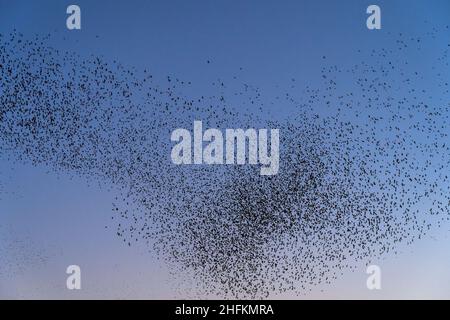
[0, 26, 449, 298]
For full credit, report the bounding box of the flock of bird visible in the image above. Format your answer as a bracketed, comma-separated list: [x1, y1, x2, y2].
[0, 224, 50, 282]
[0, 25, 449, 298]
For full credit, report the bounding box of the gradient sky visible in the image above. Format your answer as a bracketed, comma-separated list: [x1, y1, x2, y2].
[1, 0, 450, 299]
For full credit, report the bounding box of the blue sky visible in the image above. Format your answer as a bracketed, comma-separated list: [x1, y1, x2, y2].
[1, 0, 450, 299]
